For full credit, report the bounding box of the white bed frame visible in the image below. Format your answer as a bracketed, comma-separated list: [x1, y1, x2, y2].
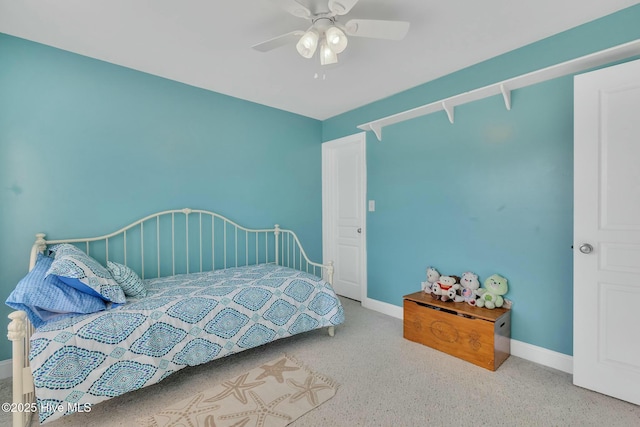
[6, 208, 335, 427]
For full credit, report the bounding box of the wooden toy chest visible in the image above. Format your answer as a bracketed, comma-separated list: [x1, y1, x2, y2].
[403, 291, 511, 371]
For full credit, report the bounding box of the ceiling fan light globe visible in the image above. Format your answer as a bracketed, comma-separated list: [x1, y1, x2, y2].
[296, 30, 319, 59]
[325, 26, 348, 54]
[320, 39, 338, 65]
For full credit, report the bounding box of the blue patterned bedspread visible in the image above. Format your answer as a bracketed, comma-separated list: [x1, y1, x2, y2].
[29, 264, 344, 424]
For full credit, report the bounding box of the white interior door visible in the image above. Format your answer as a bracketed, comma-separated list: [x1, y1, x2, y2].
[573, 58, 640, 405]
[322, 133, 366, 301]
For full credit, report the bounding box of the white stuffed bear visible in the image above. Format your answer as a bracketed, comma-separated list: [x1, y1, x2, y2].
[422, 266, 440, 293]
[431, 275, 462, 302]
[459, 272, 480, 306]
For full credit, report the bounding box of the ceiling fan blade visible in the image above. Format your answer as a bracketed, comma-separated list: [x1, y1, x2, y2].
[344, 19, 410, 40]
[270, 0, 312, 19]
[252, 31, 304, 52]
[328, 0, 360, 15]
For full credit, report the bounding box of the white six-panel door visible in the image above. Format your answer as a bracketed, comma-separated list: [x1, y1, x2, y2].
[573, 58, 640, 405]
[322, 133, 366, 301]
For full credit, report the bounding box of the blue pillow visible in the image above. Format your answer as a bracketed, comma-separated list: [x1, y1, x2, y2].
[107, 261, 147, 298]
[47, 244, 126, 304]
[6, 253, 107, 328]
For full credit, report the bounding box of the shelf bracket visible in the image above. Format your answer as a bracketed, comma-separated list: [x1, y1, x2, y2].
[369, 123, 382, 141]
[358, 122, 383, 141]
[500, 84, 511, 110]
[442, 101, 454, 124]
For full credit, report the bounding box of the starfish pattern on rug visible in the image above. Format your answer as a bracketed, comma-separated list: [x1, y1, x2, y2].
[150, 392, 220, 427]
[224, 418, 251, 427]
[286, 375, 333, 407]
[203, 372, 266, 405]
[218, 391, 292, 426]
[255, 358, 299, 383]
[204, 415, 216, 427]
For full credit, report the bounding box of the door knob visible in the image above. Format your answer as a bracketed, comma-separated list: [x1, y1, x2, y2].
[357, 228, 362, 234]
[579, 243, 594, 254]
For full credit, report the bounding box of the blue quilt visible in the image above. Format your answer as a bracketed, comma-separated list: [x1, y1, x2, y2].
[29, 264, 344, 424]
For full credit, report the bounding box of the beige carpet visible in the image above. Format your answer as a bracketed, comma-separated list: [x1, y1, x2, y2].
[138, 355, 338, 427]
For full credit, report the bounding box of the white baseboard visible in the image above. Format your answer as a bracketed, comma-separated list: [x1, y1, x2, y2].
[362, 297, 403, 319]
[0, 359, 12, 379]
[510, 339, 573, 374]
[362, 297, 573, 374]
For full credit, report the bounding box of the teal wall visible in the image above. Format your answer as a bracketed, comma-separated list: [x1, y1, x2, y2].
[322, 5, 640, 356]
[0, 34, 322, 361]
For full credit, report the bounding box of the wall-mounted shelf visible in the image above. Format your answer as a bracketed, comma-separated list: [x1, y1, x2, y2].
[358, 39, 640, 141]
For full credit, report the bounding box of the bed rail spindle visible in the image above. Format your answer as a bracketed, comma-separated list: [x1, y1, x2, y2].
[171, 213, 175, 276]
[199, 213, 203, 273]
[245, 232, 248, 266]
[106, 238, 109, 263]
[186, 212, 190, 274]
[211, 215, 216, 271]
[223, 221, 227, 269]
[157, 217, 160, 278]
[124, 231, 127, 266]
[274, 225, 280, 266]
[141, 222, 145, 279]
[282, 233, 286, 267]
[235, 227, 238, 268]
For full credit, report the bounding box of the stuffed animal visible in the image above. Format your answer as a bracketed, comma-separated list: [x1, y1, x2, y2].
[422, 266, 441, 293]
[476, 274, 508, 309]
[445, 283, 464, 303]
[459, 272, 480, 306]
[431, 275, 462, 302]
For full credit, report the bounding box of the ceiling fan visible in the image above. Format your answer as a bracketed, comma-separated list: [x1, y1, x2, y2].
[253, 0, 410, 65]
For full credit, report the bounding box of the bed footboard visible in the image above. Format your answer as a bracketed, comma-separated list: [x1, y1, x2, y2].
[7, 311, 35, 427]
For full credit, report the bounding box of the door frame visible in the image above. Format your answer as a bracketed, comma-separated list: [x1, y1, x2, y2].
[322, 132, 367, 302]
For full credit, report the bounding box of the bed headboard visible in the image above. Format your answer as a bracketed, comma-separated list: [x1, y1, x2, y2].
[29, 208, 333, 284]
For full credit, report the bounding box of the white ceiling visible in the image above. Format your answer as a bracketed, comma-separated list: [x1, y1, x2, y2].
[1, 0, 637, 120]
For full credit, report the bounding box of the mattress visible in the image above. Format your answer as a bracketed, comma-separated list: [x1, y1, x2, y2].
[29, 263, 344, 423]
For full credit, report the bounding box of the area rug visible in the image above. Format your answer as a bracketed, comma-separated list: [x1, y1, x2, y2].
[139, 355, 339, 427]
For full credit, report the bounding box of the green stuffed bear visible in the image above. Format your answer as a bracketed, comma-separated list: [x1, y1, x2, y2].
[476, 274, 508, 309]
